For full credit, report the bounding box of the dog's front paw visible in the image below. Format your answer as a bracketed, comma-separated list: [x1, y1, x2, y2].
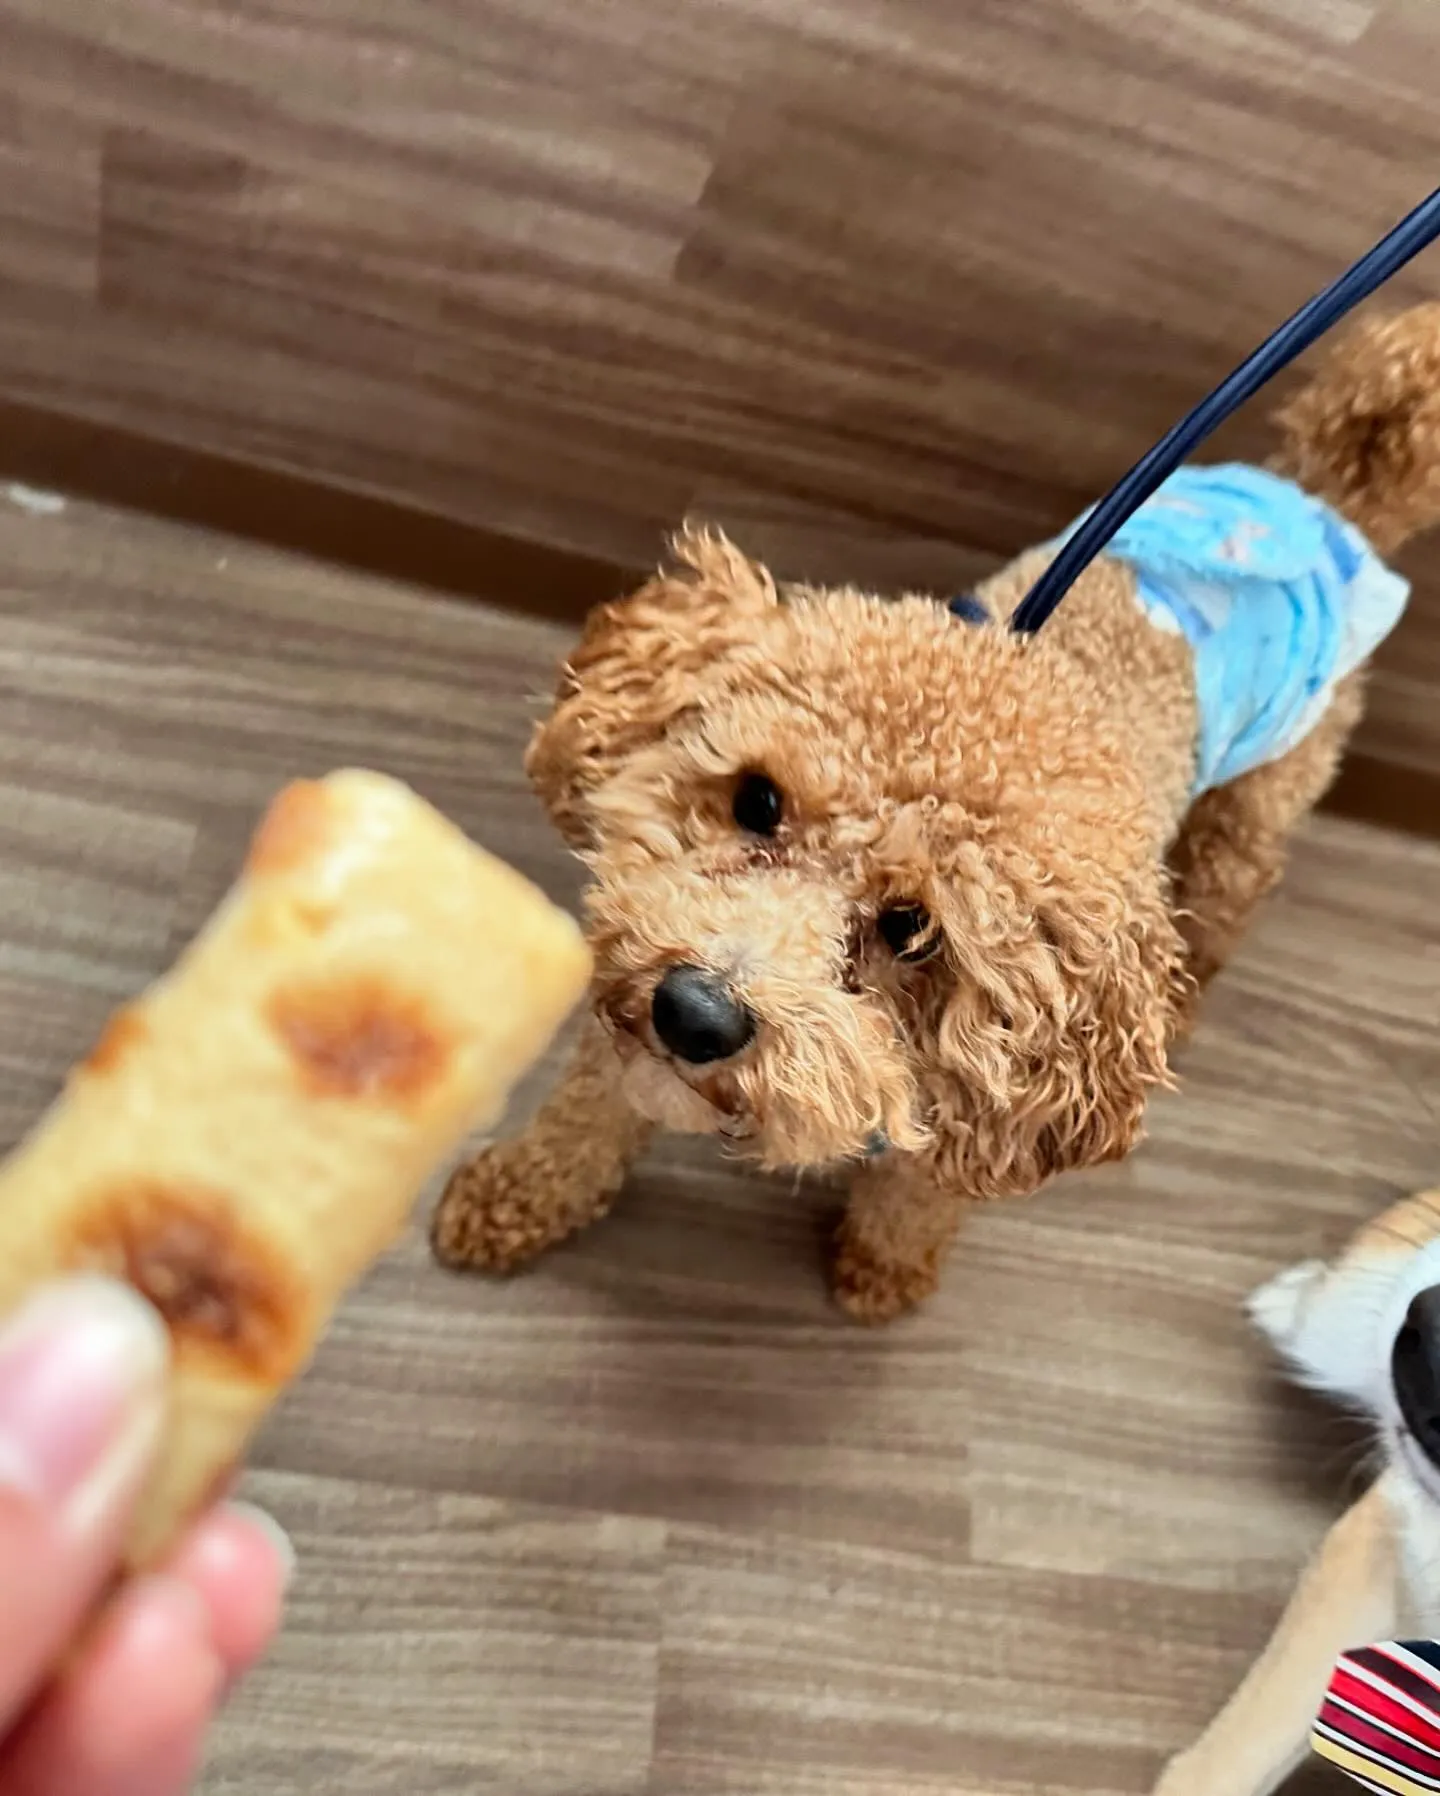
[430, 1143, 550, 1275]
[1247, 1258, 1326, 1351]
[832, 1230, 938, 1325]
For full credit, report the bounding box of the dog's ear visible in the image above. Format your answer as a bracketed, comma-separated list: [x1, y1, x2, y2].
[932, 869, 1184, 1196]
[1023, 880, 1184, 1182]
[526, 526, 779, 846]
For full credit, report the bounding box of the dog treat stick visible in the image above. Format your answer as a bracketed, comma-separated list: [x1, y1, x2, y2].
[0, 770, 591, 1566]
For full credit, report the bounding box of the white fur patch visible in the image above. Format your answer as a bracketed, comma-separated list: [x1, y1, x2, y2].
[1248, 1246, 1424, 1410]
[1247, 1259, 1326, 1351]
[1253, 1235, 1440, 1442]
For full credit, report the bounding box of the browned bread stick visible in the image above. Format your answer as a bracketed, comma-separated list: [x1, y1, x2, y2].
[0, 770, 591, 1565]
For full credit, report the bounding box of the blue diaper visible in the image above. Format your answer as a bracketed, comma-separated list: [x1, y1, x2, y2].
[1052, 464, 1409, 795]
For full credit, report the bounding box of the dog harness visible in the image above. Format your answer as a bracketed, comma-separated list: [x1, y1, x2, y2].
[1049, 463, 1410, 795]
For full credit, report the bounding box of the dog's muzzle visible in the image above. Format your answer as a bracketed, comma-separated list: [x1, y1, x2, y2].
[1394, 1285, 1440, 1469]
[650, 965, 756, 1065]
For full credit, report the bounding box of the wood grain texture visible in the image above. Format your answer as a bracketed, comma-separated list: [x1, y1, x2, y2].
[2, 488, 1434, 1792]
[0, 0, 1436, 811]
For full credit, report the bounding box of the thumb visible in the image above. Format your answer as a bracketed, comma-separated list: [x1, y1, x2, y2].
[0, 1279, 168, 1732]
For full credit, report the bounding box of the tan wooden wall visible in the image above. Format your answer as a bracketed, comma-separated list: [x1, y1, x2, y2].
[0, 0, 1437, 822]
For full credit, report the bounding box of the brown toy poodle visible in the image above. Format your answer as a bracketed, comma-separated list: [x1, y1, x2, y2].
[433, 305, 1440, 1323]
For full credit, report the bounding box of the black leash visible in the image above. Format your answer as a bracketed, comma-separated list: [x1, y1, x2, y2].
[947, 187, 1440, 635]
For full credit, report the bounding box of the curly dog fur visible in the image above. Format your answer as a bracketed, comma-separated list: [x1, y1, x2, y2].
[434, 306, 1440, 1322]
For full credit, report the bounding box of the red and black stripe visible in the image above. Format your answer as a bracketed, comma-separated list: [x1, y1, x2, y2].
[1313, 1644, 1440, 1794]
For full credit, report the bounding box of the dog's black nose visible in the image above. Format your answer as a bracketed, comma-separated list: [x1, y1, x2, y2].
[651, 966, 756, 1065]
[1393, 1287, 1440, 1463]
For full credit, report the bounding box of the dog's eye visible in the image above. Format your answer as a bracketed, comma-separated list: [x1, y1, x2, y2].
[878, 904, 936, 961]
[733, 772, 784, 836]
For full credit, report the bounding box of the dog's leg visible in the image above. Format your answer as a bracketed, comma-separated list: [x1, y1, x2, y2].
[1167, 677, 1363, 1026]
[1152, 1479, 1399, 1796]
[833, 1154, 965, 1323]
[431, 1019, 652, 1274]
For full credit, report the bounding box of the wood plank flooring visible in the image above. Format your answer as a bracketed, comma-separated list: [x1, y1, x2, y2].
[2, 486, 1435, 1793]
[0, 0, 1437, 810]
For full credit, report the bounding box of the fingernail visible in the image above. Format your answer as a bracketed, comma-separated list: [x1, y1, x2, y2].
[227, 1501, 298, 1592]
[0, 1278, 169, 1529]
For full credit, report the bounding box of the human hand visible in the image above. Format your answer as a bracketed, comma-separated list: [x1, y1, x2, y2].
[0, 1277, 291, 1795]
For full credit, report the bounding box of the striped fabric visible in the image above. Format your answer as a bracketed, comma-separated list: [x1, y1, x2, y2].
[1313, 1642, 1440, 1793]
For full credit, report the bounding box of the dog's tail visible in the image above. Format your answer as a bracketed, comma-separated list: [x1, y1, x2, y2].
[1271, 301, 1440, 554]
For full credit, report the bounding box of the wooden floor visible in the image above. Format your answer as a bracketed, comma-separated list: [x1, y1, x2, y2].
[3, 485, 1437, 1795]
[1, 0, 1439, 813]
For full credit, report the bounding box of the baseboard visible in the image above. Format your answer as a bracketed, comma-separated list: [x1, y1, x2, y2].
[0, 395, 634, 625]
[1325, 753, 1439, 841]
[0, 396, 1433, 843]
